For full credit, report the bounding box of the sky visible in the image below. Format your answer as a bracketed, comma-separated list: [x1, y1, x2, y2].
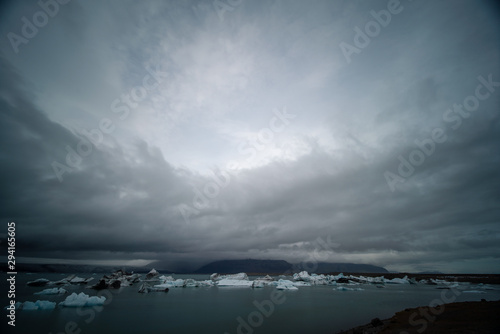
[0, 0, 499, 273]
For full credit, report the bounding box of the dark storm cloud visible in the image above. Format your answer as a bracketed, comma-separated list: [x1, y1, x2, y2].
[0, 0, 499, 273]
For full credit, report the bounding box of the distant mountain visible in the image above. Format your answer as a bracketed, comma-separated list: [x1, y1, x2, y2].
[313, 262, 388, 274]
[194, 259, 387, 274]
[195, 259, 291, 274]
[5, 260, 387, 274]
[0, 263, 167, 274]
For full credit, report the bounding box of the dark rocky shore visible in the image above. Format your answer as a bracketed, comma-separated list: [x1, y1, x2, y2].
[337, 300, 500, 334]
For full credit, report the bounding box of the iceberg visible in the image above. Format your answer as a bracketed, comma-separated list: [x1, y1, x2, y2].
[217, 279, 254, 287]
[145, 268, 160, 280]
[293, 271, 328, 285]
[385, 276, 410, 284]
[252, 280, 266, 288]
[152, 277, 214, 289]
[59, 292, 106, 307]
[70, 276, 93, 284]
[291, 281, 312, 287]
[11, 300, 56, 310]
[211, 273, 252, 287]
[212, 273, 249, 281]
[90, 270, 142, 289]
[34, 287, 67, 295]
[27, 278, 50, 287]
[256, 275, 274, 281]
[138, 282, 169, 293]
[53, 275, 94, 285]
[274, 279, 299, 290]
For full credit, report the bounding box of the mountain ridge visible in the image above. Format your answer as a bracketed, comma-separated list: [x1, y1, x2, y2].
[194, 259, 388, 274]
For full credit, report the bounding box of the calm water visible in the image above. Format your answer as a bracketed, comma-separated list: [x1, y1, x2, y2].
[2, 273, 500, 334]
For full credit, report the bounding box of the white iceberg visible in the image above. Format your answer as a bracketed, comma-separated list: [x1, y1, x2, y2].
[158, 275, 174, 282]
[292, 271, 329, 285]
[217, 279, 254, 287]
[212, 273, 249, 281]
[385, 276, 410, 284]
[34, 287, 67, 295]
[154, 279, 186, 289]
[59, 292, 106, 307]
[357, 275, 385, 284]
[213, 273, 252, 287]
[293, 271, 313, 282]
[274, 279, 299, 290]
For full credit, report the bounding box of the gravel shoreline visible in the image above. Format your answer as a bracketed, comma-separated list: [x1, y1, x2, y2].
[337, 300, 500, 334]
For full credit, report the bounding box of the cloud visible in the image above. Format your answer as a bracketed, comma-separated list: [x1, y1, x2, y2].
[0, 0, 499, 273]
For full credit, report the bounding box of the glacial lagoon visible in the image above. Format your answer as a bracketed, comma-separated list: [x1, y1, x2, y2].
[3, 272, 500, 334]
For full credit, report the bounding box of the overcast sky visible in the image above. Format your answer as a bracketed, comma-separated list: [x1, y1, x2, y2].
[0, 0, 499, 273]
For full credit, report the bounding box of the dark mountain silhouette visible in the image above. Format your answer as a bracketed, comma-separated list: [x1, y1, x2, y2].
[0, 263, 169, 274]
[195, 259, 292, 274]
[194, 259, 388, 274]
